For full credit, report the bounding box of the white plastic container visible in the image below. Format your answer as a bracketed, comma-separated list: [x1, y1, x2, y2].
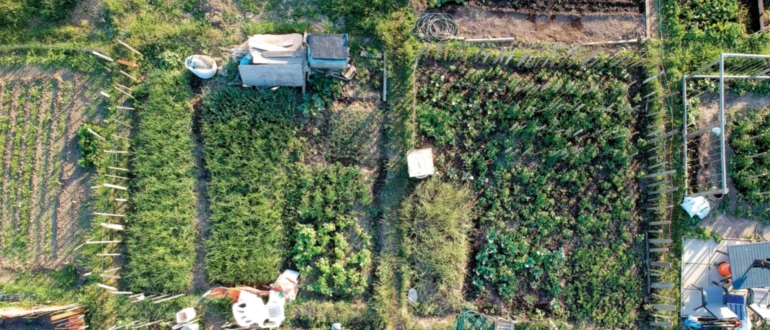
[176, 307, 197, 324]
[184, 55, 217, 79]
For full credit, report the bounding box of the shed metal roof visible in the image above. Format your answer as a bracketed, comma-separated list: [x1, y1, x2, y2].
[307, 34, 349, 60]
[728, 242, 770, 289]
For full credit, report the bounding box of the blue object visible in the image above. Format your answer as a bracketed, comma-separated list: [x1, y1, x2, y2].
[307, 34, 349, 70]
[684, 316, 702, 329]
[240, 54, 252, 65]
[726, 294, 751, 330]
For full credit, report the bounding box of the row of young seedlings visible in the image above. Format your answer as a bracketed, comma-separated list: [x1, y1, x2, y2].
[641, 62, 679, 328]
[418, 42, 650, 71]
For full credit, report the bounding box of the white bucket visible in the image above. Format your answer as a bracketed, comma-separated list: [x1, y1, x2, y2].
[185, 55, 217, 79]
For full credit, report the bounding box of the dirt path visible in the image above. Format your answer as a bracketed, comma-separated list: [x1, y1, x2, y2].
[444, 6, 645, 43]
[191, 96, 211, 293]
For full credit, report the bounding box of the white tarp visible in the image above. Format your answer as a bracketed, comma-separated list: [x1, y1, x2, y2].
[681, 196, 711, 219]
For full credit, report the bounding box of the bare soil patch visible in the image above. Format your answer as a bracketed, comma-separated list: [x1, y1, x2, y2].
[444, 6, 645, 42]
[0, 67, 100, 271]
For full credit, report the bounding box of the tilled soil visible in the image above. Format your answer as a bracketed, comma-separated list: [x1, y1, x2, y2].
[446, 6, 645, 42]
[0, 68, 100, 271]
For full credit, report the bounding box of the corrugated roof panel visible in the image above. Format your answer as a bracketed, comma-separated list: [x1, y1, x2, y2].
[728, 242, 770, 289]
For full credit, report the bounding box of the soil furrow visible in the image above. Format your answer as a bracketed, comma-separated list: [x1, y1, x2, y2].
[51, 78, 79, 262]
[0, 82, 18, 264]
[42, 79, 61, 265]
[29, 80, 51, 267]
[52, 75, 90, 267]
[0, 82, 5, 252]
[10, 80, 33, 266]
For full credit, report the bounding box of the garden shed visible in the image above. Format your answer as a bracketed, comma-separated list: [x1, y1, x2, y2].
[306, 34, 349, 70]
[238, 34, 307, 88]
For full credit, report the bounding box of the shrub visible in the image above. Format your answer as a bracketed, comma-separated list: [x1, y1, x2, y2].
[0, 0, 27, 26]
[76, 123, 105, 168]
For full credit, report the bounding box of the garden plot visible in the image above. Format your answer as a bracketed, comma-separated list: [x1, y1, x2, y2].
[413, 46, 646, 327]
[686, 92, 770, 221]
[0, 68, 103, 271]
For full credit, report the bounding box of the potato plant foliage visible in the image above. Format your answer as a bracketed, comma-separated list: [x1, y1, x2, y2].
[730, 109, 770, 205]
[416, 64, 643, 327]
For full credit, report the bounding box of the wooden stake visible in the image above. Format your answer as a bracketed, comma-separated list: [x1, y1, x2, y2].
[120, 71, 139, 82]
[116, 39, 143, 56]
[100, 91, 111, 99]
[97, 283, 118, 291]
[86, 240, 122, 244]
[101, 223, 125, 231]
[92, 51, 114, 62]
[104, 150, 130, 154]
[153, 294, 185, 304]
[87, 129, 106, 141]
[93, 212, 125, 217]
[113, 119, 133, 129]
[115, 88, 136, 100]
[103, 183, 128, 190]
[103, 174, 128, 180]
[108, 166, 129, 172]
[118, 60, 140, 68]
[96, 253, 121, 257]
